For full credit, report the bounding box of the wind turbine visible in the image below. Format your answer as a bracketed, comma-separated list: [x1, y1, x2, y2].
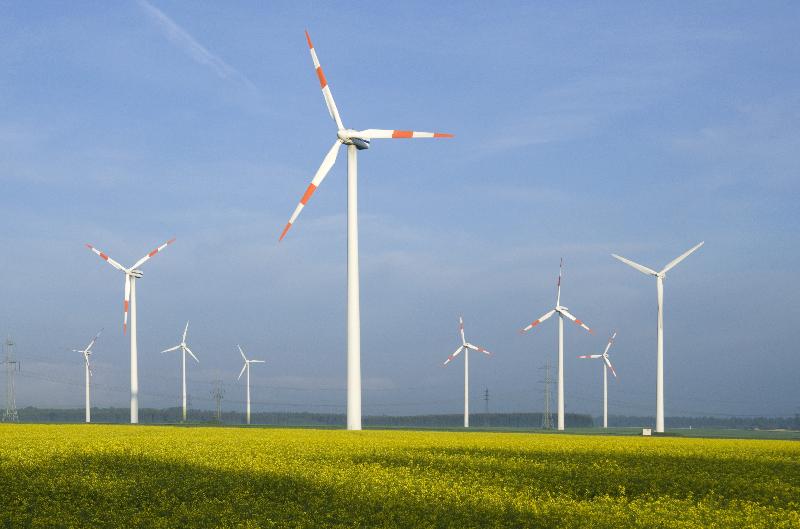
[520, 259, 592, 431]
[71, 329, 102, 423]
[578, 331, 617, 429]
[85, 238, 175, 424]
[279, 30, 453, 431]
[612, 241, 703, 433]
[237, 345, 264, 425]
[442, 317, 492, 428]
[161, 321, 199, 423]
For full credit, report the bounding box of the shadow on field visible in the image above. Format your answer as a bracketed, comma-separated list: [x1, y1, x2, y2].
[2, 445, 798, 528]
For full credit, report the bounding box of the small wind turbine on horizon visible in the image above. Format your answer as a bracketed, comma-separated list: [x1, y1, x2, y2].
[520, 259, 593, 431]
[237, 345, 264, 425]
[578, 331, 617, 429]
[279, 30, 453, 431]
[443, 316, 492, 428]
[161, 321, 199, 423]
[86, 238, 175, 424]
[71, 329, 102, 423]
[612, 241, 703, 433]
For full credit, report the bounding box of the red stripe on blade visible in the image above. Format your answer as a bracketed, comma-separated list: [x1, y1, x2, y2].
[316, 67, 327, 88]
[433, 133, 454, 138]
[279, 223, 292, 242]
[305, 30, 313, 49]
[99, 253, 109, 260]
[392, 130, 413, 138]
[300, 183, 317, 205]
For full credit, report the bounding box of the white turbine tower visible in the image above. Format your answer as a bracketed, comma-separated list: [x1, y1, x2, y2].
[578, 331, 617, 429]
[279, 31, 453, 431]
[85, 238, 175, 424]
[612, 241, 703, 433]
[71, 329, 102, 423]
[237, 345, 264, 425]
[442, 317, 492, 428]
[520, 259, 593, 431]
[161, 321, 199, 423]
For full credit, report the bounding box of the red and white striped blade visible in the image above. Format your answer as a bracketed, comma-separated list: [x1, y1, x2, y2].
[559, 309, 593, 334]
[458, 316, 466, 345]
[604, 356, 617, 378]
[466, 343, 492, 356]
[132, 238, 176, 270]
[355, 129, 454, 140]
[279, 140, 342, 241]
[305, 30, 344, 130]
[604, 331, 617, 355]
[520, 309, 556, 333]
[122, 275, 131, 334]
[443, 345, 464, 366]
[578, 354, 602, 359]
[86, 244, 127, 273]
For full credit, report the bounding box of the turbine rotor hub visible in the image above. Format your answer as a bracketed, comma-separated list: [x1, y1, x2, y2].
[129, 269, 144, 279]
[337, 129, 370, 150]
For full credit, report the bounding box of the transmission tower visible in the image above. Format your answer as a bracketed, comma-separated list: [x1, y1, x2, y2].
[2, 336, 19, 422]
[211, 379, 225, 422]
[483, 387, 490, 414]
[539, 359, 553, 429]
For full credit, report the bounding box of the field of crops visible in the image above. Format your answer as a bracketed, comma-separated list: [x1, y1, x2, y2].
[1, 424, 798, 528]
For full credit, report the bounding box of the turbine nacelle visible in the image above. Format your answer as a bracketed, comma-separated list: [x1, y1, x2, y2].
[128, 269, 144, 279]
[337, 129, 370, 150]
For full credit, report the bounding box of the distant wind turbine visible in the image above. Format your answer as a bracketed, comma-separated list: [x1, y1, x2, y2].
[71, 329, 102, 423]
[86, 238, 175, 424]
[279, 30, 453, 431]
[612, 241, 704, 433]
[443, 316, 492, 428]
[161, 321, 199, 423]
[520, 259, 593, 431]
[237, 345, 264, 425]
[578, 331, 617, 428]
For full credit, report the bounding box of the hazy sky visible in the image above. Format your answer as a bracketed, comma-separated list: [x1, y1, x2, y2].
[1, 2, 798, 419]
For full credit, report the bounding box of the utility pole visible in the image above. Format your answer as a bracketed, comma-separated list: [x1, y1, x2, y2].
[2, 336, 19, 422]
[211, 379, 225, 422]
[483, 387, 489, 414]
[539, 359, 553, 430]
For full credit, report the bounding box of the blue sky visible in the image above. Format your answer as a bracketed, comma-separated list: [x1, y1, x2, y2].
[1, 2, 798, 418]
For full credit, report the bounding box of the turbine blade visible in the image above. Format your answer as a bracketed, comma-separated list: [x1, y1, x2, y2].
[85, 244, 127, 273]
[237, 363, 247, 380]
[605, 357, 617, 378]
[279, 140, 342, 241]
[182, 321, 189, 343]
[354, 129, 454, 139]
[520, 309, 556, 333]
[161, 345, 180, 353]
[603, 331, 617, 355]
[459, 316, 466, 345]
[305, 30, 344, 130]
[443, 346, 464, 366]
[85, 329, 102, 352]
[238, 345, 247, 361]
[556, 258, 563, 306]
[559, 309, 593, 334]
[465, 343, 491, 356]
[660, 241, 704, 275]
[578, 354, 603, 359]
[131, 238, 176, 270]
[185, 346, 199, 363]
[249, 359, 265, 364]
[611, 253, 657, 276]
[123, 275, 131, 335]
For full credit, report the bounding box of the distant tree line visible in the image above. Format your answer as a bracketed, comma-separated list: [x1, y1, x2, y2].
[608, 414, 800, 430]
[16, 407, 592, 428]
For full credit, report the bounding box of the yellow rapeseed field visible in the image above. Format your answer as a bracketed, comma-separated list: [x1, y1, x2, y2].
[1, 424, 798, 528]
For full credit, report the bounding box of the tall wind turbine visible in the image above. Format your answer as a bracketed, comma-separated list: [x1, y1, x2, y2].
[612, 241, 703, 433]
[442, 317, 492, 428]
[279, 30, 453, 431]
[237, 345, 264, 425]
[86, 238, 175, 424]
[71, 330, 102, 423]
[161, 321, 199, 423]
[578, 331, 617, 429]
[520, 260, 592, 431]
